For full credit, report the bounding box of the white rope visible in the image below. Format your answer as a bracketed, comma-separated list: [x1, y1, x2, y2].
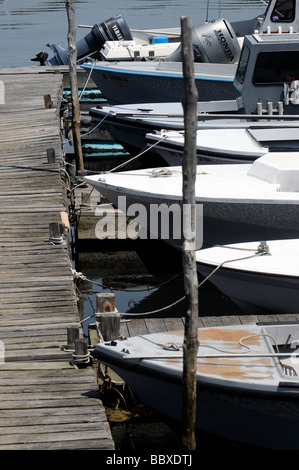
[73, 268, 183, 292]
[62, 110, 112, 147]
[78, 59, 96, 99]
[72, 351, 92, 365]
[121, 249, 269, 317]
[127, 332, 282, 360]
[72, 248, 269, 318]
[107, 132, 169, 173]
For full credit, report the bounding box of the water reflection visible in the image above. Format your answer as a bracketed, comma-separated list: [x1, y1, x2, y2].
[0, 23, 35, 30]
[0, 0, 88, 18]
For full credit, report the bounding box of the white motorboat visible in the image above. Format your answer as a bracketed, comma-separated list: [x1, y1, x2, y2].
[196, 239, 299, 314]
[88, 100, 239, 160]
[83, 152, 299, 249]
[93, 322, 299, 450]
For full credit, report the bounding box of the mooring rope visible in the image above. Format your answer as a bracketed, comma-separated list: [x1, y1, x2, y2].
[62, 110, 112, 148]
[73, 269, 183, 293]
[78, 59, 96, 100]
[73, 246, 270, 318]
[106, 132, 169, 173]
[120, 248, 269, 317]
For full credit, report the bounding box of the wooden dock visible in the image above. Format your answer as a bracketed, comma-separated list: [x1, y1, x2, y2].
[0, 67, 114, 450]
[2, 65, 296, 450]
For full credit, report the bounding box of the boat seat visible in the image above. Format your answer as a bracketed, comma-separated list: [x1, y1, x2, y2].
[247, 152, 299, 192]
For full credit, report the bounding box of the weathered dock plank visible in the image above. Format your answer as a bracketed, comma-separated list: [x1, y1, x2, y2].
[0, 67, 114, 450]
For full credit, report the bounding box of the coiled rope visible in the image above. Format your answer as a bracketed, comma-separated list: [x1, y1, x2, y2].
[137, 331, 280, 356]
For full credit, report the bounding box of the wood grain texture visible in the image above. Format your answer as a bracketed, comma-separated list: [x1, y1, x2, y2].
[0, 67, 114, 450]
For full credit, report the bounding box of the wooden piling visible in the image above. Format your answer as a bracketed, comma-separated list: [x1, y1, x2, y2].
[67, 325, 80, 349]
[180, 16, 199, 451]
[81, 191, 91, 207]
[96, 292, 116, 312]
[49, 222, 65, 244]
[46, 148, 56, 163]
[95, 293, 120, 341]
[65, 0, 84, 175]
[44, 94, 53, 109]
[73, 338, 90, 367]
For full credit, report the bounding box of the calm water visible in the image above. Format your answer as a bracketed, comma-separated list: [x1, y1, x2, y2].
[0, 0, 266, 66]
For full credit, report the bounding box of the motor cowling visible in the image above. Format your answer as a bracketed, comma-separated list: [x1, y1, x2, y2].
[32, 15, 133, 65]
[166, 18, 241, 64]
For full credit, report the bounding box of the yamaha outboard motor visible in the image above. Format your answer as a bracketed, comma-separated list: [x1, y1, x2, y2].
[166, 19, 241, 64]
[32, 15, 133, 65]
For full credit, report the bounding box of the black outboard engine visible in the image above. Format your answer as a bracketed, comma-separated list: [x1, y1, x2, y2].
[31, 15, 133, 65]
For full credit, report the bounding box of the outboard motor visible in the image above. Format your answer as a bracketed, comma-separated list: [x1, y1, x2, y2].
[31, 15, 133, 65]
[166, 19, 241, 64]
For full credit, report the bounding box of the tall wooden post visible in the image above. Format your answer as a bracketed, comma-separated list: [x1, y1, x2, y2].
[65, 0, 84, 174]
[180, 16, 199, 451]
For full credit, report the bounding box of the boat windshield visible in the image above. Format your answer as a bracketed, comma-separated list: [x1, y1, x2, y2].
[235, 45, 250, 85]
[253, 50, 299, 84]
[266, 0, 296, 22]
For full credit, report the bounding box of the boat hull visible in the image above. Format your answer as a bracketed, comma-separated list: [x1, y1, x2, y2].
[146, 127, 299, 166]
[85, 177, 299, 249]
[103, 362, 299, 450]
[82, 62, 239, 105]
[196, 239, 299, 313]
[94, 323, 299, 450]
[90, 105, 299, 166]
[197, 261, 299, 314]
